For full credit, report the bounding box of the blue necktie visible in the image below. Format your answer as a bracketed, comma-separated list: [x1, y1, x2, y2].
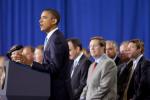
[44, 37, 48, 49]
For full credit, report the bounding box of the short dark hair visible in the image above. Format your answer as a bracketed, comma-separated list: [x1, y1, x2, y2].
[129, 39, 144, 54]
[43, 8, 60, 25]
[90, 36, 106, 48]
[67, 38, 82, 50]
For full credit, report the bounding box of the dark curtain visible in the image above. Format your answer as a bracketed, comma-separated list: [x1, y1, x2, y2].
[0, 0, 150, 58]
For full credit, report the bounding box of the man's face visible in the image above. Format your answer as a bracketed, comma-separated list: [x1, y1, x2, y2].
[39, 11, 55, 33]
[89, 40, 104, 58]
[127, 42, 141, 59]
[68, 41, 79, 60]
[22, 48, 34, 62]
[119, 44, 129, 61]
[106, 43, 117, 59]
[34, 48, 43, 63]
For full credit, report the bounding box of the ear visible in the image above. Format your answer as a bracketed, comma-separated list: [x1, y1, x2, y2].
[76, 47, 81, 52]
[139, 48, 142, 53]
[52, 18, 57, 25]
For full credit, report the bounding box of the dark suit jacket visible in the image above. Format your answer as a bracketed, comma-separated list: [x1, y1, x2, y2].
[32, 29, 72, 100]
[114, 55, 121, 66]
[70, 55, 91, 100]
[128, 56, 150, 100]
[117, 60, 133, 100]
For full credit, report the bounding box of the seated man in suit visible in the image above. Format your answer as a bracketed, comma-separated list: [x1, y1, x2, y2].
[119, 41, 130, 64]
[106, 40, 121, 66]
[123, 39, 150, 100]
[6, 45, 23, 62]
[117, 41, 131, 100]
[117, 41, 131, 76]
[67, 38, 91, 100]
[34, 45, 44, 64]
[22, 46, 34, 65]
[80, 36, 117, 100]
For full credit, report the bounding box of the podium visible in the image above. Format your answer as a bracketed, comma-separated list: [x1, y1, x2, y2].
[0, 61, 50, 100]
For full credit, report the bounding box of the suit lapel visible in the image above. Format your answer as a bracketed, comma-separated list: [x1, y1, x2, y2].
[88, 55, 107, 82]
[93, 55, 107, 73]
[134, 56, 144, 82]
[44, 30, 59, 51]
[72, 55, 85, 78]
[43, 30, 59, 63]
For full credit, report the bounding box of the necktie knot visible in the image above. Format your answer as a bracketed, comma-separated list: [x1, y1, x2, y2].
[94, 62, 97, 66]
[92, 62, 97, 72]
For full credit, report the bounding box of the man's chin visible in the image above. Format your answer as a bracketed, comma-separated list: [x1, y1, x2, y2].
[40, 29, 46, 32]
[40, 28, 44, 31]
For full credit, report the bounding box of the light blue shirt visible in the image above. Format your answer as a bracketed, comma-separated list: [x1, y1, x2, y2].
[94, 54, 106, 64]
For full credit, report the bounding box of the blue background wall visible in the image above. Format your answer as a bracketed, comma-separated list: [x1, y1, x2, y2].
[0, 0, 150, 58]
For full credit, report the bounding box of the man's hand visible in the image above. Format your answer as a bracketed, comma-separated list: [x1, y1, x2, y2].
[11, 52, 24, 63]
[11, 52, 33, 66]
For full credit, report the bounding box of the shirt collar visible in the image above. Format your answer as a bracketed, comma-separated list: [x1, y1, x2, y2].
[46, 27, 58, 40]
[95, 54, 106, 63]
[74, 52, 83, 65]
[133, 54, 143, 66]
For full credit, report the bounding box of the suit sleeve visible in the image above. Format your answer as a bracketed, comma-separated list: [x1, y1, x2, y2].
[80, 85, 88, 100]
[32, 34, 69, 76]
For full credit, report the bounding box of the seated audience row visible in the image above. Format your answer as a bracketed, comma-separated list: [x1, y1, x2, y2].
[6, 45, 44, 64]
[1, 37, 150, 100]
